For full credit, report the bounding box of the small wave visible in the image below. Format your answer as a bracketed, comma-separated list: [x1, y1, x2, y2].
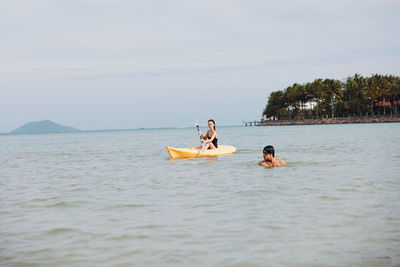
[235, 189, 273, 195]
[46, 228, 77, 235]
[104, 204, 146, 210]
[339, 187, 358, 193]
[25, 248, 53, 256]
[135, 224, 162, 229]
[31, 197, 58, 202]
[258, 225, 286, 230]
[106, 234, 149, 241]
[319, 195, 343, 201]
[235, 149, 255, 153]
[71, 187, 89, 192]
[47, 200, 90, 208]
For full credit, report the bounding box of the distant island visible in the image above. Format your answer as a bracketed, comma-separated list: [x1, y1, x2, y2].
[10, 120, 80, 134]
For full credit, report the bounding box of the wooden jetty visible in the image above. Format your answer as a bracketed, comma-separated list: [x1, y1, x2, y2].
[243, 120, 261, 126]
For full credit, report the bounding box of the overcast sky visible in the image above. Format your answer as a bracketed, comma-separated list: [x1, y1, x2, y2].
[1, 0, 399, 132]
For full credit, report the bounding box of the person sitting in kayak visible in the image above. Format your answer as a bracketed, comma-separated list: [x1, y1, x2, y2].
[259, 145, 286, 168]
[196, 119, 218, 150]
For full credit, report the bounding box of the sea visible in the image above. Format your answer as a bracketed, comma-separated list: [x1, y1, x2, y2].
[1, 123, 399, 266]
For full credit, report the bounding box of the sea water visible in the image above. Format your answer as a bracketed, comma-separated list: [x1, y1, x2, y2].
[1, 124, 399, 266]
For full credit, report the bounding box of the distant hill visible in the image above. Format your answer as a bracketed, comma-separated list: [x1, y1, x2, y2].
[10, 120, 80, 134]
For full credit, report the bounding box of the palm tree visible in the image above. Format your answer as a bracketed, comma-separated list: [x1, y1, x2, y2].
[386, 75, 400, 116]
[391, 76, 400, 115]
[323, 78, 343, 118]
[263, 90, 287, 120]
[373, 74, 391, 115]
[284, 85, 298, 120]
[292, 83, 313, 119]
[364, 76, 379, 116]
[309, 79, 324, 119]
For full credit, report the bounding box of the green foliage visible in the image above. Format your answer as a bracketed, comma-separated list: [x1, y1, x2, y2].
[263, 91, 287, 120]
[263, 74, 400, 119]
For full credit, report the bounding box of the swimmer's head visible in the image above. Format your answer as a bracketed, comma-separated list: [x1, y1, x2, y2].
[263, 145, 275, 157]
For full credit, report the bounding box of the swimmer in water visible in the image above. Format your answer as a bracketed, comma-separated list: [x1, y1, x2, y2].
[259, 145, 286, 168]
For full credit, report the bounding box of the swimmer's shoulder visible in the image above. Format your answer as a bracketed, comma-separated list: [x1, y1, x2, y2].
[275, 158, 287, 166]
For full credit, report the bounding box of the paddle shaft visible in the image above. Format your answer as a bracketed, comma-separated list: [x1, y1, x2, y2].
[196, 125, 202, 141]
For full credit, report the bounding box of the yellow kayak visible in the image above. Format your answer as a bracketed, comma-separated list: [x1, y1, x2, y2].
[166, 145, 237, 159]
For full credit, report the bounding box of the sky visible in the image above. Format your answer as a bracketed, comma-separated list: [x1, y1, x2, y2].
[1, 0, 399, 132]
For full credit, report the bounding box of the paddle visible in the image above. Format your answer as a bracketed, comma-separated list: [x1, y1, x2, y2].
[196, 123, 201, 140]
[196, 123, 206, 151]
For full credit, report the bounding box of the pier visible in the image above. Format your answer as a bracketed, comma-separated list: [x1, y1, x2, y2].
[243, 120, 261, 126]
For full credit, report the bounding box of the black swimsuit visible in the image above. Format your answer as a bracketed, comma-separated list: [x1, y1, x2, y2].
[208, 135, 218, 148]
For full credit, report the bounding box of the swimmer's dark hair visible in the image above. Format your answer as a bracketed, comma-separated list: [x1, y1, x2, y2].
[208, 119, 216, 130]
[263, 145, 275, 157]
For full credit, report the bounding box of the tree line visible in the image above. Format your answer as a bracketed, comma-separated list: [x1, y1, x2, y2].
[263, 74, 400, 120]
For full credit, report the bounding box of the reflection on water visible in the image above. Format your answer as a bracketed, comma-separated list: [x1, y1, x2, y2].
[204, 156, 218, 162]
[0, 124, 399, 266]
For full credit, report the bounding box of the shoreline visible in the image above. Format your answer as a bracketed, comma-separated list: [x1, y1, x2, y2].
[257, 116, 400, 126]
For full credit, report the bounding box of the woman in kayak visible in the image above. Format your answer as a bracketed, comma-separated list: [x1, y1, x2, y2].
[259, 145, 286, 168]
[196, 119, 218, 150]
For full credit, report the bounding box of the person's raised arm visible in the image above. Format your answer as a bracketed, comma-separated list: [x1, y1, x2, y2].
[199, 130, 208, 140]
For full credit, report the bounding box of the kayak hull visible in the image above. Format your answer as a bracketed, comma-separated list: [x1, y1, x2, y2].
[166, 145, 236, 159]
